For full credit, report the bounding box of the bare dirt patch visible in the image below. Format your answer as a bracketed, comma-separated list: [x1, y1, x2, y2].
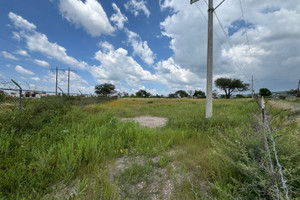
[120, 116, 168, 128]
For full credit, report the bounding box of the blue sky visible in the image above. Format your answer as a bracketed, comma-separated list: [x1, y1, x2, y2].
[1, 0, 300, 95]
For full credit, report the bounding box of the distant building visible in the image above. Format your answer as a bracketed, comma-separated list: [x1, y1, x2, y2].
[10, 92, 16, 97]
[272, 91, 295, 98]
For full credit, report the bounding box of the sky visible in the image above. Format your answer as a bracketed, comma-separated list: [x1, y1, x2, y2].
[0, 0, 299, 95]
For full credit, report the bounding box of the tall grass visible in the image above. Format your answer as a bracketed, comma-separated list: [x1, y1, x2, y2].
[0, 97, 299, 199]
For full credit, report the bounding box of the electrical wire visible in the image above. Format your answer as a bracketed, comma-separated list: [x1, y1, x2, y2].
[194, 1, 248, 78]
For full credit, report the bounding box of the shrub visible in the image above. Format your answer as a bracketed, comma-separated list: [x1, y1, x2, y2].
[278, 95, 286, 99]
[236, 94, 245, 98]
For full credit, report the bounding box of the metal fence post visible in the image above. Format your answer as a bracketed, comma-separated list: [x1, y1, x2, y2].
[11, 79, 22, 116]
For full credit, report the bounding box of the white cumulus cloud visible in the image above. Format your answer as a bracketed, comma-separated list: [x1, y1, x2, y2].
[125, 0, 150, 18]
[9, 12, 88, 69]
[125, 29, 155, 65]
[90, 42, 156, 85]
[110, 3, 128, 30]
[8, 12, 36, 31]
[34, 59, 50, 67]
[2, 51, 18, 60]
[15, 65, 34, 75]
[15, 50, 30, 57]
[58, 0, 114, 36]
[156, 57, 205, 91]
[30, 77, 41, 81]
[159, 0, 300, 91]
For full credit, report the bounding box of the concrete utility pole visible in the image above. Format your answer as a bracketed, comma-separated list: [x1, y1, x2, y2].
[206, 0, 214, 118]
[190, 0, 225, 118]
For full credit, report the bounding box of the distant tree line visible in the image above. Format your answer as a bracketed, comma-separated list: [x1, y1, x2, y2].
[94, 78, 299, 99]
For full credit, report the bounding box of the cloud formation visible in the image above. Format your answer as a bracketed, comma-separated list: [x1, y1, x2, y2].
[110, 3, 128, 30]
[125, 0, 150, 18]
[159, 0, 300, 91]
[34, 59, 50, 67]
[58, 0, 114, 37]
[125, 29, 155, 65]
[15, 65, 34, 75]
[91, 42, 156, 86]
[8, 12, 88, 69]
[2, 51, 18, 60]
[15, 50, 30, 57]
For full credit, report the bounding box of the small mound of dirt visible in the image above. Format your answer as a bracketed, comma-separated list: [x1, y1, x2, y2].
[121, 116, 168, 128]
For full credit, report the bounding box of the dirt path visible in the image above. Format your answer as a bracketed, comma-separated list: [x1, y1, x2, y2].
[120, 116, 168, 128]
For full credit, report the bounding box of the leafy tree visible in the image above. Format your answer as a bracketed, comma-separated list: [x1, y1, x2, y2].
[168, 93, 177, 98]
[215, 78, 249, 99]
[175, 90, 188, 98]
[193, 90, 205, 98]
[259, 88, 272, 97]
[136, 90, 151, 98]
[94, 83, 116, 97]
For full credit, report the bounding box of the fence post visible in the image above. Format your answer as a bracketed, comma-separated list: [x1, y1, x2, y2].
[11, 79, 22, 116]
[261, 96, 265, 123]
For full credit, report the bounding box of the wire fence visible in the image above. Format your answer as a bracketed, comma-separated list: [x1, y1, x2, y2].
[0, 80, 118, 116]
[253, 94, 290, 200]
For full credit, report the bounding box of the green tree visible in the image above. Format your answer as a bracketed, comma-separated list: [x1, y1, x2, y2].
[175, 90, 188, 98]
[168, 93, 177, 98]
[136, 90, 151, 98]
[94, 83, 116, 97]
[193, 90, 205, 98]
[259, 88, 272, 97]
[215, 78, 249, 99]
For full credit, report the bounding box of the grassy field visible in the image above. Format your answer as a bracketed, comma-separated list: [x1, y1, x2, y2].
[0, 97, 299, 199]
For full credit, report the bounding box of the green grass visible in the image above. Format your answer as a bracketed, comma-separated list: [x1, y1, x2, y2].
[0, 97, 299, 199]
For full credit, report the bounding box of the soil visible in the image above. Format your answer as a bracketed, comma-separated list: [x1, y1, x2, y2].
[120, 116, 168, 128]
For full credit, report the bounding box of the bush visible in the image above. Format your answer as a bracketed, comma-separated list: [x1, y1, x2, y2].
[278, 95, 286, 100]
[236, 94, 245, 98]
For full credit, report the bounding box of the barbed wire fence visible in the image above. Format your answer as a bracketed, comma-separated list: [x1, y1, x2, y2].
[253, 94, 290, 200]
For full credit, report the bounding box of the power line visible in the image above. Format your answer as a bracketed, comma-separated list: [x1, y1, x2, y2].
[194, 1, 248, 79]
[213, 11, 248, 77]
[194, 2, 226, 48]
[238, 0, 253, 66]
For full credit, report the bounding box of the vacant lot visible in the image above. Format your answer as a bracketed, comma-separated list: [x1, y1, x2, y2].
[0, 97, 299, 199]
